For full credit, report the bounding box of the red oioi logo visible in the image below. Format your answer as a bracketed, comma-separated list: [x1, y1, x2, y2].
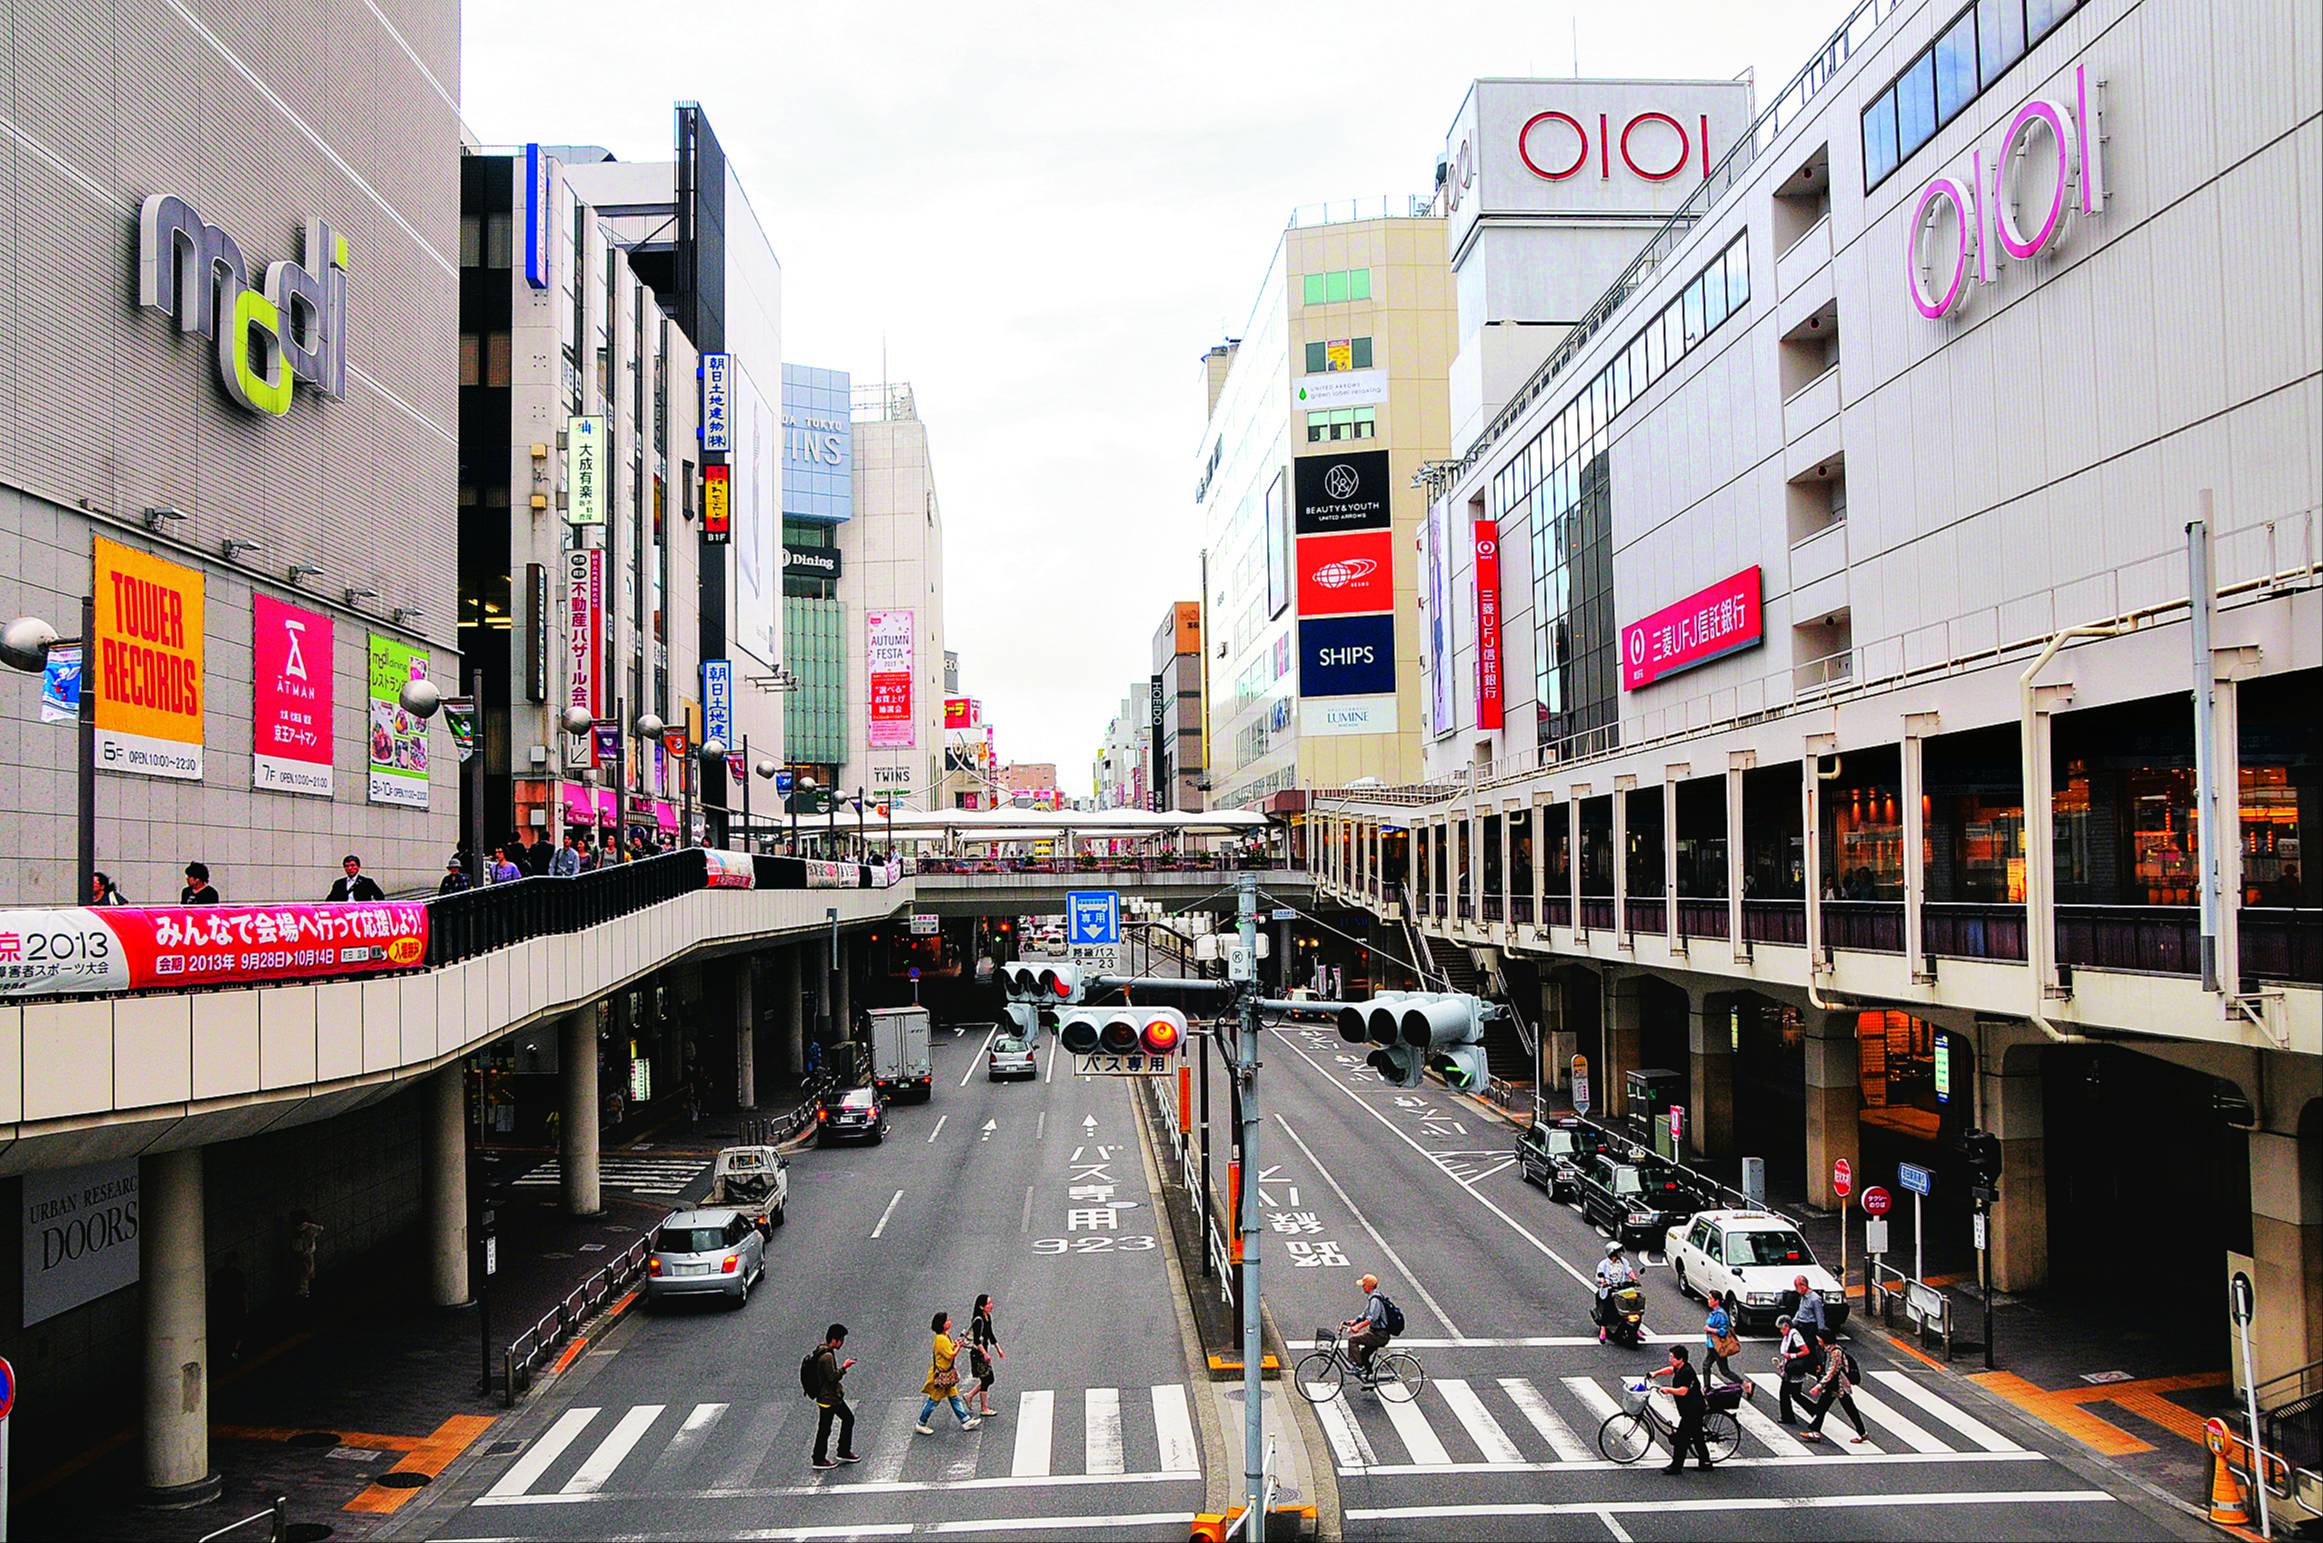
[1520, 110, 1711, 183]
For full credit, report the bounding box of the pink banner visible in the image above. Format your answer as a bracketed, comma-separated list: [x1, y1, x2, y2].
[653, 800, 678, 834]
[252, 596, 334, 796]
[1473, 520, 1504, 730]
[1620, 565, 1763, 691]
[0, 903, 427, 998]
[867, 608, 915, 748]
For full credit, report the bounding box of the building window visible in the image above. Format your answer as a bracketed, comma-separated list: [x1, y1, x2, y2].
[1304, 406, 1376, 443]
[458, 215, 482, 268]
[1300, 268, 1372, 306]
[458, 332, 480, 386]
[1862, 0, 2085, 193]
[484, 212, 513, 269]
[1303, 337, 1374, 373]
[1934, 9, 1980, 122]
[1895, 51, 1938, 161]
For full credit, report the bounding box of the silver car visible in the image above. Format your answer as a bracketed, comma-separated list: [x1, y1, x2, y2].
[985, 1029, 1037, 1081]
[644, 1208, 766, 1309]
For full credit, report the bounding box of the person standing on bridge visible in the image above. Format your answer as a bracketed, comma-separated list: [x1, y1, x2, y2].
[326, 854, 384, 902]
[180, 861, 220, 904]
[917, 1311, 982, 1434]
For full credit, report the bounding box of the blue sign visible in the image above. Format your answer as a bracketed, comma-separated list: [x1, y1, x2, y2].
[40, 643, 81, 722]
[700, 352, 732, 453]
[774, 770, 795, 794]
[1898, 1161, 1934, 1197]
[523, 143, 552, 290]
[1066, 890, 1120, 946]
[1298, 613, 1397, 698]
[702, 659, 733, 747]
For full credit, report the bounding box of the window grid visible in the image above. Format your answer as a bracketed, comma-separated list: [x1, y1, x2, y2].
[1860, 0, 2081, 193]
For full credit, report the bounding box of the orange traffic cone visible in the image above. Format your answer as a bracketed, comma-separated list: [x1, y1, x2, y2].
[2206, 1420, 2251, 1527]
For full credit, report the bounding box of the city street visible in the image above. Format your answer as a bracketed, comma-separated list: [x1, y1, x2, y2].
[394, 1024, 1205, 1541]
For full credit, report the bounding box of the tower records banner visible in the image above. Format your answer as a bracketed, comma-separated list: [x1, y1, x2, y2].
[92, 536, 204, 779]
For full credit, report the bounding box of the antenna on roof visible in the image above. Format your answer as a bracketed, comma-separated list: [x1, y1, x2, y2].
[1572, 15, 1580, 77]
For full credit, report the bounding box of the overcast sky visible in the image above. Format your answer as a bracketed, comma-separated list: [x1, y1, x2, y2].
[462, 0, 1838, 787]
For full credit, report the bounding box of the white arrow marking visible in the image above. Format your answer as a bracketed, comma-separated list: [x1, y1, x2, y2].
[981, 1120, 998, 1141]
[1082, 1115, 1098, 1134]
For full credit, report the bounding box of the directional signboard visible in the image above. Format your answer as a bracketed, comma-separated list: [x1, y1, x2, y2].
[1570, 1053, 1591, 1115]
[1898, 1161, 1934, 1197]
[1066, 890, 1120, 946]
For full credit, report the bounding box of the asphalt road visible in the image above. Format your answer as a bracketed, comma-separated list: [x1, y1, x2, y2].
[393, 1020, 1204, 1542]
[1240, 1012, 2207, 1543]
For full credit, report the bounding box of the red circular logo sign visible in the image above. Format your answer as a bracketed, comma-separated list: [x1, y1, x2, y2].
[1861, 1186, 1893, 1217]
[1831, 1158, 1852, 1197]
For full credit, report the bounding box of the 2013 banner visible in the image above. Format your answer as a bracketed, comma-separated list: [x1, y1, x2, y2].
[0, 903, 429, 999]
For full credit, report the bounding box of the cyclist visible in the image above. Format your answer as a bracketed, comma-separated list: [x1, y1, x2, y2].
[1342, 1274, 1396, 1377]
[1595, 1241, 1638, 1344]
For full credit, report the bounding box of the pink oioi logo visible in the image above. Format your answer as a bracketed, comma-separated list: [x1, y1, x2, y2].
[1906, 64, 2107, 321]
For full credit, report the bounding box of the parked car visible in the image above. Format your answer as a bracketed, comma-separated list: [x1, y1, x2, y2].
[985, 1029, 1038, 1081]
[816, 1084, 890, 1145]
[1514, 1117, 1604, 1201]
[1664, 1209, 1850, 1330]
[644, 1208, 766, 1308]
[1574, 1152, 1692, 1250]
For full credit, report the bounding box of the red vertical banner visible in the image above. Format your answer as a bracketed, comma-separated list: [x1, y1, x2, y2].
[1227, 1159, 1243, 1265]
[1474, 519, 1504, 730]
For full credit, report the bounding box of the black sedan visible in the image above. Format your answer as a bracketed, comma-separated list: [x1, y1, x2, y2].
[1514, 1117, 1606, 1202]
[815, 1085, 890, 1145]
[1573, 1152, 1692, 1250]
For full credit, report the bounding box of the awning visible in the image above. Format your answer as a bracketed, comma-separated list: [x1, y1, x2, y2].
[653, 800, 679, 834]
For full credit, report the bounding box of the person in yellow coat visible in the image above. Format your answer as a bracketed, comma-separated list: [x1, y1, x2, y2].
[916, 1310, 983, 1434]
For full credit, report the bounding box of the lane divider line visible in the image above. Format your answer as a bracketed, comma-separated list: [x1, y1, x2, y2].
[871, 1188, 905, 1240]
[1274, 1113, 1463, 1339]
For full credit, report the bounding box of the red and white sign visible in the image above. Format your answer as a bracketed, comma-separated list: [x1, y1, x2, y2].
[1296, 528, 1394, 617]
[0, 904, 428, 999]
[1620, 565, 1763, 691]
[565, 547, 603, 751]
[252, 596, 334, 797]
[1520, 109, 1712, 183]
[867, 609, 915, 749]
[703, 850, 755, 889]
[1832, 1157, 1853, 1198]
[1473, 519, 1504, 730]
[1861, 1185, 1893, 1217]
[943, 696, 981, 730]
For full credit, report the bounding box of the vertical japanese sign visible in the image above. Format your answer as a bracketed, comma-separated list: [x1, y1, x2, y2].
[92, 536, 205, 779]
[566, 415, 604, 526]
[366, 634, 430, 807]
[252, 596, 334, 795]
[701, 463, 731, 545]
[867, 609, 916, 749]
[1474, 519, 1504, 731]
[40, 645, 81, 722]
[565, 548, 603, 762]
[1425, 500, 1454, 739]
[523, 143, 553, 290]
[700, 352, 731, 453]
[703, 659, 733, 747]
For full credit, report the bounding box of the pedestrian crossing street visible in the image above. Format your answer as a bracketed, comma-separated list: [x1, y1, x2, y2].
[472, 1383, 1202, 1506]
[505, 1156, 709, 1197]
[1313, 1369, 2039, 1475]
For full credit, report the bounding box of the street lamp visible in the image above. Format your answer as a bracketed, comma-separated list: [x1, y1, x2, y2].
[853, 786, 867, 862]
[796, 770, 818, 857]
[753, 759, 779, 855]
[4, 607, 93, 902]
[634, 714, 665, 857]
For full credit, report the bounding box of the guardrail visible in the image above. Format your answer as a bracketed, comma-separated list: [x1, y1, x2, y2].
[501, 1235, 650, 1406]
[196, 1497, 287, 1543]
[1866, 1260, 1953, 1361]
[734, 1087, 826, 1149]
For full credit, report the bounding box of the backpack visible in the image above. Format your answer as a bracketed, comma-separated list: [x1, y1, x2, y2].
[1378, 1295, 1406, 1336]
[1841, 1349, 1861, 1384]
[799, 1348, 824, 1400]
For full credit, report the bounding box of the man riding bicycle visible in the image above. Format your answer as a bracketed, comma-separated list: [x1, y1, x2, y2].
[1595, 1240, 1638, 1343]
[1343, 1274, 1397, 1375]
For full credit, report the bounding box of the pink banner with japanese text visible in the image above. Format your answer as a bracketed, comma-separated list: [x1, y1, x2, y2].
[0, 904, 428, 999]
[867, 608, 915, 748]
[1619, 566, 1763, 691]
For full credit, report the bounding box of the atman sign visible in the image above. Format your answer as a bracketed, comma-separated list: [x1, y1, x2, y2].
[138, 196, 349, 416]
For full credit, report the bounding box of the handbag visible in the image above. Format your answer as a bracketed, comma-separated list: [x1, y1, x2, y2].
[932, 1362, 960, 1391]
[970, 1347, 993, 1380]
[1714, 1329, 1742, 1359]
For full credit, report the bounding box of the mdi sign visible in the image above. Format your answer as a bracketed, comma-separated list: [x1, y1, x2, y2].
[1293, 449, 1390, 534]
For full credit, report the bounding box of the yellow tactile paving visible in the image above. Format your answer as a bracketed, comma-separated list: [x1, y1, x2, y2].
[342, 1413, 497, 1514]
[1965, 1369, 2229, 1458]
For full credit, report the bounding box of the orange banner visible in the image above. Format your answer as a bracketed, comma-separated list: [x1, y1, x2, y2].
[93, 536, 205, 779]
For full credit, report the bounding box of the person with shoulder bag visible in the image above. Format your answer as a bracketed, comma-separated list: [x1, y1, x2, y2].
[969, 1293, 1006, 1418]
[1703, 1290, 1741, 1384]
[1801, 1343, 1868, 1443]
[917, 1311, 982, 1434]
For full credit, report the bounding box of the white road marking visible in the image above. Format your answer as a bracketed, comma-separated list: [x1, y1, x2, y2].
[1849, 1383, 1952, 1452]
[865, 1398, 923, 1485]
[961, 1023, 1000, 1086]
[870, 1189, 904, 1239]
[1338, 1449, 2051, 1477]
[1310, 1391, 1375, 1468]
[560, 1403, 663, 1494]
[474, 1468, 1201, 1506]
[1274, 1114, 1463, 1338]
[1562, 1376, 1625, 1429]
[1152, 1385, 1199, 1473]
[1346, 1489, 2115, 1523]
[1595, 1509, 1635, 1543]
[1738, 1375, 1808, 1452]
[1036, 1111, 1046, 1140]
[1391, 1335, 1694, 1348]
[1380, 1390, 1452, 1465]
[1020, 1185, 1035, 1234]
[1011, 1390, 1054, 1476]
[1084, 1387, 1125, 1475]
[1045, 1047, 1057, 1084]
[928, 1515, 1192, 1535]
[980, 1120, 997, 1141]
[1437, 1378, 1523, 1463]
[484, 1405, 597, 1498]
[644, 1401, 727, 1481]
[1871, 1370, 2022, 1451]
[1498, 1376, 1590, 1462]
[927, 1115, 949, 1144]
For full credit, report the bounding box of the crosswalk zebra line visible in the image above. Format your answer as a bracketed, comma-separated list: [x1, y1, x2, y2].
[1743, 1373, 1883, 1454]
[1871, 1370, 2022, 1451]
[1152, 1385, 1199, 1473]
[1732, 1376, 1804, 1453]
[1310, 1389, 1377, 1469]
[487, 1406, 598, 1499]
[1380, 1390, 1452, 1466]
[646, 1401, 726, 1482]
[1846, 1384, 1951, 1453]
[1561, 1375, 1625, 1427]
[1498, 1377, 1590, 1462]
[1012, 1390, 1053, 1477]
[563, 1404, 663, 1494]
[1085, 1387, 1124, 1475]
[1436, 1379, 1523, 1464]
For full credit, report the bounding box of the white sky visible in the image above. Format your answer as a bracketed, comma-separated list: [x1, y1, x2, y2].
[461, 0, 1841, 786]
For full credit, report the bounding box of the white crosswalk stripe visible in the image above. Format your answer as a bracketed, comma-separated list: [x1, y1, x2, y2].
[1083, 1387, 1124, 1476]
[1871, 1370, 2023, 1452]
[1380, 1391, 1452, 1465]
[507, 1156, 710, 1195]
[1011, 1390, 1053, 1477]
[1151, 1385, 1199, 1474]
[1498, 1377, 1589, 1462]
[1437, 1379, 1523, 1464]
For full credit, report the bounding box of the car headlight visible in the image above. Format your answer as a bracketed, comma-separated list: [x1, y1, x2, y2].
[1822, 1290, 1845, 1304]
[1745, 1291, 1779, 1306]
[1627, 1210, 1655, 1224]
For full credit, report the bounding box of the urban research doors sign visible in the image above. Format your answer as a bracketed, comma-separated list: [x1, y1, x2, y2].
[92, 537, 204, 780]
[252, 596, 333, 796]
[21, 1160, 139, 1327]
[367, 634, 431, 806]
[867, 609, 915, 748]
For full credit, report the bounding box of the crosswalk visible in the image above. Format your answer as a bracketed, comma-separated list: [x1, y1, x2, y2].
[1310, 1368, 2037, 1475]
[505, 1155, 709, 1197]
[473, 1384, 1202, 1506]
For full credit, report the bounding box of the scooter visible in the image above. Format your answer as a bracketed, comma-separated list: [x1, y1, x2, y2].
[1602, 1283, 1647, 1347]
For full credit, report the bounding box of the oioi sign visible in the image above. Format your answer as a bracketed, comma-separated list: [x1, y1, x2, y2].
[138, 195, 350, 416]
[1905, 64, 2107, 322]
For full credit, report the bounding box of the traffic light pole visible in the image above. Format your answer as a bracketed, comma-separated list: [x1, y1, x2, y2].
[1233, 870, 1265, 1527]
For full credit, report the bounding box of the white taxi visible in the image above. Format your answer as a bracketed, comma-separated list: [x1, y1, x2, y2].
[1664, 1209, 1849, 1331]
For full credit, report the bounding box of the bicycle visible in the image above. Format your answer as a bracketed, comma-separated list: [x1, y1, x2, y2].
[1595, 1379, 1744, 1465]
[1295, 1327, 1426, 1404]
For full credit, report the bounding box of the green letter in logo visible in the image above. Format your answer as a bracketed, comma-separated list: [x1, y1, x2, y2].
[221, 287, 292, 415]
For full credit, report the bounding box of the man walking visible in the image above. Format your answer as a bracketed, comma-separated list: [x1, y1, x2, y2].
[1787, 1273, 1829, 1346]
[805, 1324, 862, 1470]
[1774, 1313, 1820, 1424]
[1651, 1345, 1713, 1473]
[551, 833, 582, 877]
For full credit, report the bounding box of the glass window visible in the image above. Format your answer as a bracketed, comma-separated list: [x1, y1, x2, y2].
[1644, 318, 1665, 382]
[2026, 0, 2070, 44]
[1626, 335, 1648, 399]
[1896, 51, 1938, 158]
[458, 215, 482, 268]
[1935, 9, 1980, 123]
[1979, 0, 2026, 83]
[1725, 238, 1751, 313]
[1682, 275, 1706, 346]
[484, 212, 513, 269]
[1701, 258, 1730, 332]
[457, 333, 480, 386]
[1324, 270, 1349, 303]
[1662, 300, 1685, 366]
[1862, 88, 1900, 190]
[485, 332, 512, 387]
[1304, 341, 1326, 373]
[1302, 272, 1325, 305]
[1350, 267, 1371, 300]
[1352, 336, 1373, 368]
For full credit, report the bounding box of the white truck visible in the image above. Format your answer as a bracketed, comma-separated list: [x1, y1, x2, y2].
[868, 1005, 934, 1103]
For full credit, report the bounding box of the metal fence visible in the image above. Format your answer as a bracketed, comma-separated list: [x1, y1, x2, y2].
[501, 1235, 650, 1406]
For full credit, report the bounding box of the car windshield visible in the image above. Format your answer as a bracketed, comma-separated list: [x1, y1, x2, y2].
[1544, 1130, 1579, 1155]
[654, 1225, 725, 1255]
[1727, 1229, 1814, 1267]
[1611, 1166, 1644, 1196]
[836, 1088, 877, 1108]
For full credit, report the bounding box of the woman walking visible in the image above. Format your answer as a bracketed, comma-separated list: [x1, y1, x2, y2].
[1703, 1290, 1740, 1385]
[969, 1293, 1006, 1417]
[917, 1311, 982, 1435]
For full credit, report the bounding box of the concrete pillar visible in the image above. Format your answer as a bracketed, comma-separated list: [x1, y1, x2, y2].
[2248, 1121, 2323, 1384]
[735, 960, 758, 1110]
[141, 1146, 217, 1501]
[1685, 990, 1736, 1159]
[834, 935, 853, 1042]
[784, 944, 807, 1073]
[560, 1008, 602, 1218]
[1603, 974, 1644, 1118]
[1979, 1042, 2048, 1292]
[1803, 1011, 1861, 1212]
[1540, 971, 1574, 1092]
[425, 1067, 470, 1307]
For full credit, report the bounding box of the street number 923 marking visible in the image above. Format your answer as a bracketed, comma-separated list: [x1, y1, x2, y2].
[1031, 1236, 1157, 1254]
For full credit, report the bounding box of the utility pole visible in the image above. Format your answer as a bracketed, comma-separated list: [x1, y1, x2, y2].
[1233, 870, 1264, 1524]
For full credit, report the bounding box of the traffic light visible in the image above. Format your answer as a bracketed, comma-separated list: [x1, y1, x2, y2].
[1000, 961, 1086, 1003]
[1335, 991, 1494, 1090]
[1957, 1128, 2002, 1183]
[1058, 1006, 1187, 1063]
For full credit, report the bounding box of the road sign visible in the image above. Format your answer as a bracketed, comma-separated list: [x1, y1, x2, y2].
[0, 1352, 15, 1421]
[1973, 1211, 1987, 1251]
[2231, 1271, 2255, 1326]
[1270, 907, 1297, 922]
[1832, 1157, 1853, 1198]
[1072, 1052, 1175, 1077]
[1570, 1053, 1591, 1115]
[1669, 1103, 1685, 1143]
[907, 967, 921, 982]
[1066, 890, 1120, 946]
[1933, 1031, 1952, 1104]
[484, 1236, 498, 1278]
[1861, 1186, 1893, 1217]
[1865, 1217, 1890, 1254]
[1898, 1161, 1934, 1196]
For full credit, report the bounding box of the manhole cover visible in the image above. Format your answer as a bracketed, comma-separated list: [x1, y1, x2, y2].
[285, 1525, 335, 1543]
[287, 1431, 343, 1448]
[374, 1471, 431, 1489]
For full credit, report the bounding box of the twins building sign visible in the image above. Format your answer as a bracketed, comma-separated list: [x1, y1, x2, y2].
[138, 194, 349, 416]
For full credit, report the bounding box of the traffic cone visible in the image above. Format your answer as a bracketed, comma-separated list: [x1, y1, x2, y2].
[2207, 1444, 2251, 1527]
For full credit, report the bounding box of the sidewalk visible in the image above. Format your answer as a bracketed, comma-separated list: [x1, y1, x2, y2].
[12, 1108, 798, 1543]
